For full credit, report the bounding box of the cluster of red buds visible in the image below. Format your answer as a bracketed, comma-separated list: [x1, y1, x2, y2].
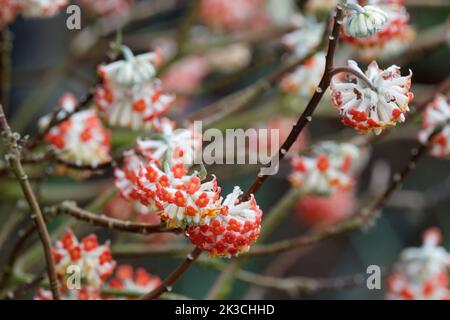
[387, 228, 450, 300]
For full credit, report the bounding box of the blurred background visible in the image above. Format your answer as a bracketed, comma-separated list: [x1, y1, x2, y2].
[0, 0, 450, 300]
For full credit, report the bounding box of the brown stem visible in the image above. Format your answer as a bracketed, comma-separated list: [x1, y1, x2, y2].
[139, 247, 202, 300]
[25, 92, 94, 150]
[0, 105, 60, 299]
[55, 201, 182, 234]
[242, 5, 344, 201]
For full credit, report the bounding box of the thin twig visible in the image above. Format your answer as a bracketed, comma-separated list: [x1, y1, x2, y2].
[0, 104, 60, 299]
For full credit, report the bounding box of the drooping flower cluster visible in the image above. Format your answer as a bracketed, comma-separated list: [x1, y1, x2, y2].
[39, 94, 111, 167]
[53, 230, 116, 289]
[280, 52, 326, 98]
[107, 265, 161, 297]
[330, 60, 413, 135]
[281, 14, 326, 59]
[289, 141, 360, 196]
[186, 186, 262, 257]
[342, 0, 411, 48]
[1, 0, 67, 26]
[199, 0, 270, 32]
[78, 0, 133, 16]
[387, 228, 450, 300]
[419, 95, 450, 159]
[95, 48, 174, 131]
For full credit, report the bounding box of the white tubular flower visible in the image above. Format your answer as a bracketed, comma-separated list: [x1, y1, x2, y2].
[419, 94, 450, 159]
[20, 0, 67, 17]
[136, 118, 202, 168]
[0, 0, 21, 27]
[331, 60, 413, 135]
[186, 186, 262, 257]
[281, 15, 325, 59]
[344, 3, 389, 38]
[280, 52, 325, 97]
[53, 230, 116, 289]
[114, 150, 143, 201]
[289, 142, 360, 196]
[39, 107, 111, 167]
[387, 228, 450, 300]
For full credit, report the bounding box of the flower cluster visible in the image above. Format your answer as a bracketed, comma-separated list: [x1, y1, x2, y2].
[95, 48, 174, 131]
[107, 265, 161, 297]
[387, 228, 450, 300]
[1, 0, 67, 26]
[289, 142, 360, 196]
[39, 94, 111, 167]
[342, 0, 411, 48]
[53, 230, 116, 289]
[186, 186, 262, 257]
[199, 0, 270, 32]
[281, 14, 326, 59]
[280, 52, 326, 98]
[419, 95, 450, 159]
[330, 60, 413, 135]
[78, 0, 133, 16]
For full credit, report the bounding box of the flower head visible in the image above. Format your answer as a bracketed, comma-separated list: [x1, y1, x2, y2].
[331, 60, 413, 134]
[200, 0, 270, 32]
[387, 228, 450, 300]
[39, 97, 111, 167]
[136, 118, 202, 167]
[186, 186, 262, 257]
[95, 48, 174, 131]
[295, 190, 355, 228]
[419, 95, 450, 159]
[107, 265, 161, 297]
[281, 15, 325, 59]
[342, 0, 410, 48]
[289, 142, 360, 195]
[344, 4, 389, 38]
[20, 0, 67, 18]
[53, 230, 116, 288]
